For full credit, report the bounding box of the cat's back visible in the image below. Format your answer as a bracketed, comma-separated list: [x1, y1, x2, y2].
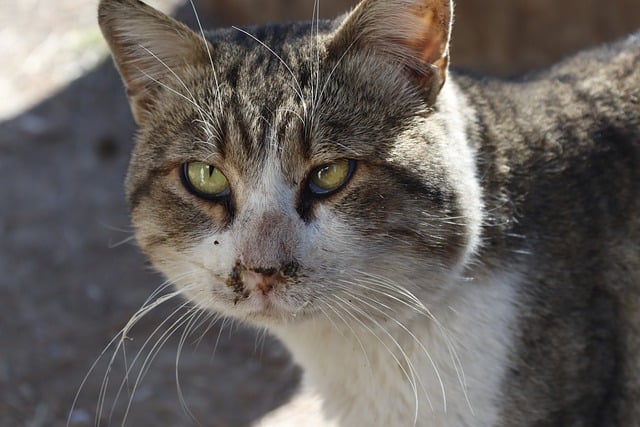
[458, 32, 640, 426]
[459, 30, 640, 247]
[512, 30, 640, 243]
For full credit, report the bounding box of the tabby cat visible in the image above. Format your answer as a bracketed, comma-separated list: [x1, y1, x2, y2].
[98, 0, 640, 425]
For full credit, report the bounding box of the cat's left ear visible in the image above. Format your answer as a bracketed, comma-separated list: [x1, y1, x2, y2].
[98, 0, 212, 125]
[331, 0, 452, 102]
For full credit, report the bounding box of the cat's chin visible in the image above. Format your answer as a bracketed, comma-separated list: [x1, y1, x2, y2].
[240, 309, 312, 325]
[213, 292, 316, 326]
[232, 306, 316, 326]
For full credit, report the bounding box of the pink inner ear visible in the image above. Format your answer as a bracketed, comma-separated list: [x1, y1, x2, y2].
[395, 0, 451, 92]
[341, 0, 452, 92]
[405, 4, 449, 64]
[332, 0, 452, 75]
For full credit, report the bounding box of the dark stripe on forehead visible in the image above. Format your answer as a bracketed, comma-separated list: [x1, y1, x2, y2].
[229, 92, 255, 156]
[225, 56, 243, 87]
[213, 119, 228, 158]
[259, 103, 274, 148]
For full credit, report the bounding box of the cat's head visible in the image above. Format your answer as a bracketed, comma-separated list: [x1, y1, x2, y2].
[99, 0, 482, 326]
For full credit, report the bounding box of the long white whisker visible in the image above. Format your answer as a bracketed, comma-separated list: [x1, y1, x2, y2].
[136, 45, 215, 139]
[315, 36, 359, 114]
[308, 0, 321, 124]
[212, 316, 231, 358]
[231, 26, 306, 110]
[138, 44, 213, 120]
[188, 0, 224, 115]
[337, 283, 446, 413]
[120, 301, 199, 425]
[92, 276, 197, 425]
[137, 66, 213, 137]
[107, 234, 137, 249]
[317, 298, 372, 369]
[94, 282, 190, 425]
[176, 307, 208, 426]
[331, 295, 423, 424]
[108, 297, 193, 424]
[349, 271, 472, 413]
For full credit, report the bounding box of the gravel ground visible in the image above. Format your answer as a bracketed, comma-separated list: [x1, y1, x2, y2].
[1, 1, 638, 426]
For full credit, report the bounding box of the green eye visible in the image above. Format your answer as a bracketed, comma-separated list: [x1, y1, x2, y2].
[308, 159, 355, 196]
[182, 162, 230, 198]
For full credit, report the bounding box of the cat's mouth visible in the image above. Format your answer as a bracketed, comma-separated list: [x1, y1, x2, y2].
[221, 261, 311, 322]
[227, 290, 312, 323]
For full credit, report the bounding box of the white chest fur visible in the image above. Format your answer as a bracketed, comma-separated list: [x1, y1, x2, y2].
[268, 273, 519, 427]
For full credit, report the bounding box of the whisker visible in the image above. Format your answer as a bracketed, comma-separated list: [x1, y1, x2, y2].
[315, 35, 359, 115]
[188, 0, 224, 115]
[254, 326, 270, 359]
[119, 302, 199, 425]
[316, 298, 372, 369]
[348, 270, 472, 413]
[107, 234, 137, 249]
[176, 307, 208, 426]
[135, 45, 215, 138]
[107, 296, 195, 422]
[232, 26, 307, 110]
[137, 65, 213, 136]
[212, 316, 232, 358]
[336, 284, 445, 413]
[90, 281, 187, 425]
[189, 311, 223, 350]
[331, 295, 423, 424]
[75, 274, 197, 426]
[191, 119, 221, 150]
[308, 0, 321, 124]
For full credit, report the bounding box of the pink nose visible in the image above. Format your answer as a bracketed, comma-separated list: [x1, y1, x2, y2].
[240, 269, 285, 295]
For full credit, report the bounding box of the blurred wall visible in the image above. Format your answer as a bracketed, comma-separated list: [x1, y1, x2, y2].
[452, 0, 640, 74]
[191, 0, 640, 75]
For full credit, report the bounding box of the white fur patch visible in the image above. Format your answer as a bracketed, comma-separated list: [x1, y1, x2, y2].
[435, 80, 485, 270]
[269, 271, 520, 427]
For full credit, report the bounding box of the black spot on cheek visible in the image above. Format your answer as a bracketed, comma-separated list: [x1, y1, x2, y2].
[214, 240, 220, 245]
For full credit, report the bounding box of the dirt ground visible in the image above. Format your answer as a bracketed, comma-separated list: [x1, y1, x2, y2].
[1, 1, 638, 426]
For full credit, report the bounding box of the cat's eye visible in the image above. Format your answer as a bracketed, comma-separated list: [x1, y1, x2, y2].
[308, 159, 355, 196]
[182, 162, 230, 199]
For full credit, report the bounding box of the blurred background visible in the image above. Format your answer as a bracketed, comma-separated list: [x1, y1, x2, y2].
[1, 0, 638, 425]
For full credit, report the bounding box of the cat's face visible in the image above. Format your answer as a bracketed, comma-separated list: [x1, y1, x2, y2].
[99, 0, 482, 326]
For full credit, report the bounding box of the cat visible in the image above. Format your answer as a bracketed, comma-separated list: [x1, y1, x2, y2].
[97, 0, 640, 425]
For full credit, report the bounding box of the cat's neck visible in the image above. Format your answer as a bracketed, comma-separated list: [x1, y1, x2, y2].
[271, 271, 520, 426]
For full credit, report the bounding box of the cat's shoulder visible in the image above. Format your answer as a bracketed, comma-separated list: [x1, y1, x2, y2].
[543, 30, 640, 85]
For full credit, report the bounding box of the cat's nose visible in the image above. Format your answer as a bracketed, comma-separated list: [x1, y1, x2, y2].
[241, 268, 285, 295]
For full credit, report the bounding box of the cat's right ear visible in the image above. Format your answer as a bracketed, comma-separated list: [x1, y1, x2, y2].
[98, 0, 212, 125]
